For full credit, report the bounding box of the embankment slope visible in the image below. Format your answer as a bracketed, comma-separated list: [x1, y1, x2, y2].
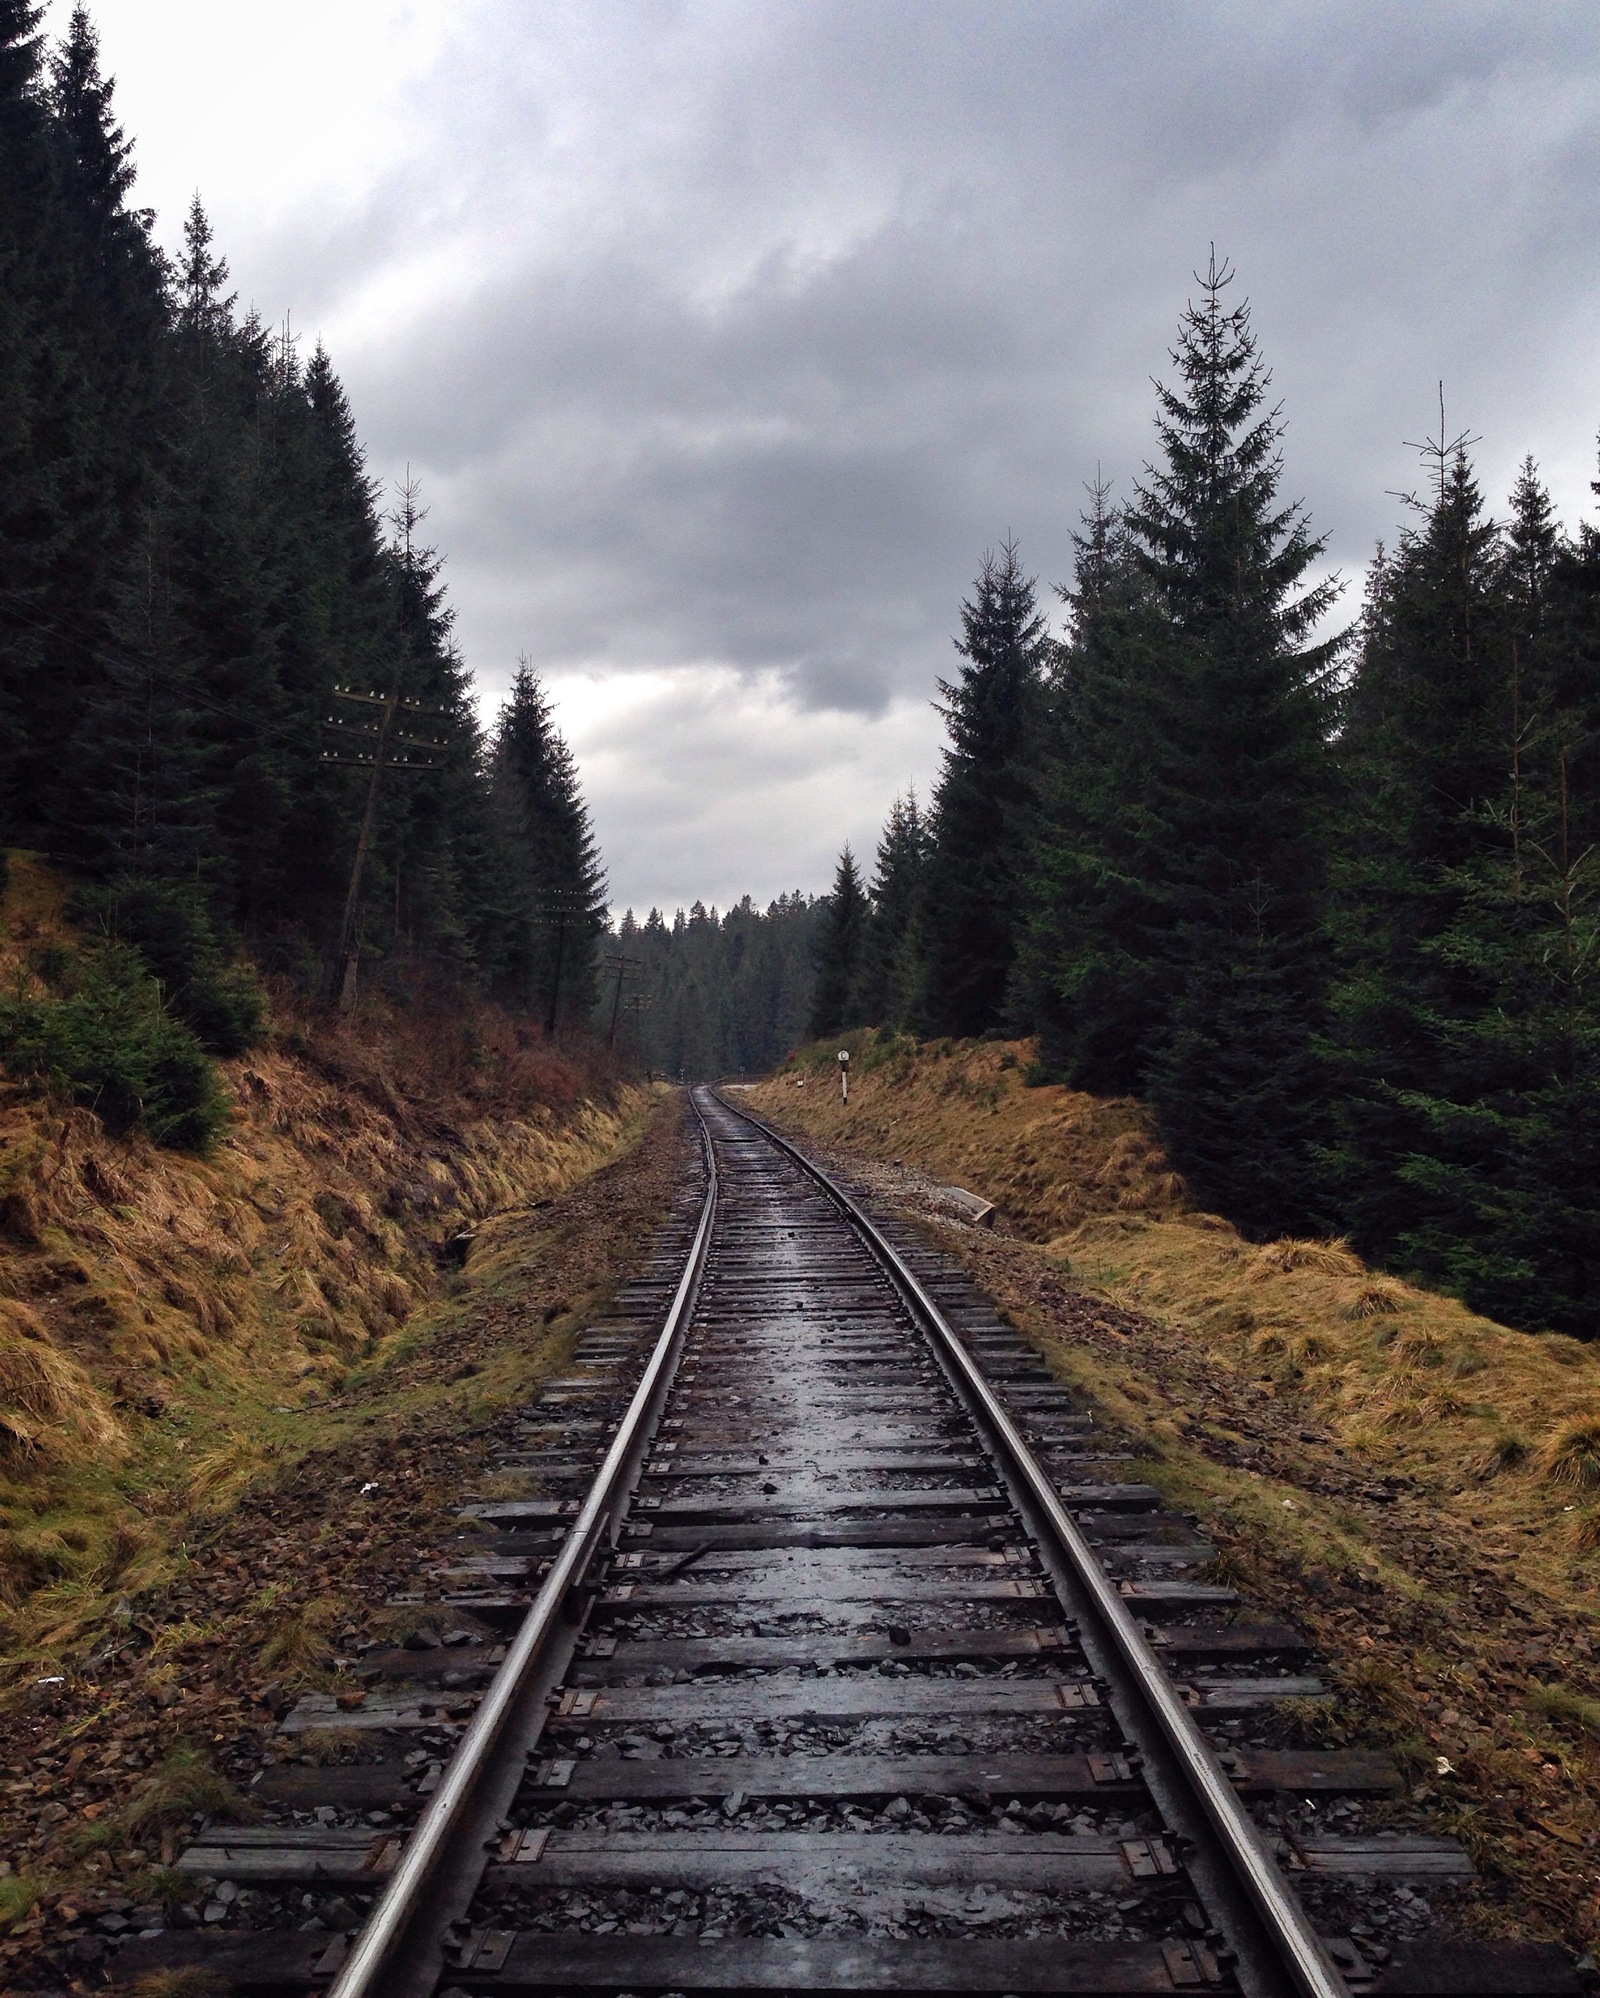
[0, 854, 658, 1659]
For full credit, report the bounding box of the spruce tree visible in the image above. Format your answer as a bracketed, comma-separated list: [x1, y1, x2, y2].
[1020, 479, 1173, 1090]
[36, 12, 165, 819]
[63, 201, 280, 907]
[1128, 260, 1343, 1232]
[1322, 441, 1511, 1255]
[264, 340, 395, 949]
[2, 3, 169, 844]
[918, 541, 1048, 1038]
[853, 791, 927, 1028]
[809, 846, 869, 1039]
[48, 10, 164, 350]
[0, 0, 53, 831]
[1028, 260, 1342, 1231]
[491, 660, 608, 1030]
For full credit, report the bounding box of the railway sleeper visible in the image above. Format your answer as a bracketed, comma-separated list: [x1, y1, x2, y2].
[516, 1745, 1404, 1804]
[111, 1929, 1586, 1994]
[240, 1744, 1401, 1819]
[174, 1829, 1471, 1894]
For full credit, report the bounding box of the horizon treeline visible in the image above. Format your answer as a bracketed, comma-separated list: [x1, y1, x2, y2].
[0, 5, 607, 1110]
[605, 895, 824, 1080]
[812, 258, 1600, 1340]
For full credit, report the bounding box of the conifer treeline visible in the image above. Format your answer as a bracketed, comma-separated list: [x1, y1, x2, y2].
[608, 896, 824, 1080]
[813, 259, 1600, 1338]
[0, 4, 605, 1033]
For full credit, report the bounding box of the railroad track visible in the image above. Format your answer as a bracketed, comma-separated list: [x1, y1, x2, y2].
[122, 1088, 1581, 1998]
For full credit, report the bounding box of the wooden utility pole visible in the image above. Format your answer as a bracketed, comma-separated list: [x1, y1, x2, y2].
[323, 684, 448, 1011]
[532, 885, 596, 1038]
[624, 991, 652, 1077]
[603, 953, 642, 1047]
[546, 915, 567, 1037]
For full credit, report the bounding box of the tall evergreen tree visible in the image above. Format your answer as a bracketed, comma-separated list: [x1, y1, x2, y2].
[0, 2, 49, 817]
[62, 201, 280, 903]
[1027, 260, 1342, 1231]
[261, 339, 397, 953]
[1020, 478, 1172, 1090]
[853, 791, 927, 1028]
[1129, 260, 1343, 1231]
[491, 659, 608, 1030]
[918, 540, 1048, 1038]
[1322, 440, 1511, 1249]
[2, 2, 170, 842]
[809, 846, 869, 1039]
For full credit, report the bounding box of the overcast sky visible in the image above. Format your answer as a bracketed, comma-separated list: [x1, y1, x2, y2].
[51, 1, 1600, 914]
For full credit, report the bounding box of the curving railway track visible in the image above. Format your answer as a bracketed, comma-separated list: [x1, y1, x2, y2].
[122, 1088, 1583, 1998]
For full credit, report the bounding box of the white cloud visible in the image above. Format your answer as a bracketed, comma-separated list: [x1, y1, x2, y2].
[544, 665, 945, 916]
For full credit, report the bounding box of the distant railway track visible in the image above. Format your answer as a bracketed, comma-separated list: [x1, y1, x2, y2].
[123, 1089, 1582, 1998]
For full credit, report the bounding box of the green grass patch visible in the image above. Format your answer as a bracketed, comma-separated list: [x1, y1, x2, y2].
[1530, 1680, 1600, 1742]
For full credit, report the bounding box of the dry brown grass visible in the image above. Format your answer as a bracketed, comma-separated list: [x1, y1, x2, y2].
[116, 1969, 225, 1998]
[750, 1032, 1185, 1240]
[292, 1726, 370, 1763]
[1468, 1428, 1531, 1480]
[1042, 1205, 1600, 1592]
[257, 1594, 351, 1679]
[184, 1431, 280, 1514]
[1343, 1276, 1410, 1318]
[1245, 1237, 1365, 1281]
[123, 1744, 249, 1836]
[0, 1299, 123, 1463]
[1572, 1506, 1600, 1553]
[1536, 1414, 1600, 1490]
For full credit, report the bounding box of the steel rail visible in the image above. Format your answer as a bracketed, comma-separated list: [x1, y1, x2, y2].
[327, 1114, 720, 1998]
[714, 1088, 1350, 1998]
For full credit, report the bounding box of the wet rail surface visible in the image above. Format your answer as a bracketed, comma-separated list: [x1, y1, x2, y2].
[120, 1091, 1582, 1998]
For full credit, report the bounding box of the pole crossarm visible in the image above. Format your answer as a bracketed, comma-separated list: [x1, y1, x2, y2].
[323, 718, 450, 754]
[320, 754, 444, 771]
[332, 685, 448, 717]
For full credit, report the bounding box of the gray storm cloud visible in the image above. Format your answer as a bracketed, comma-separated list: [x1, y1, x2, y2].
[71, 0, 1600, 909]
